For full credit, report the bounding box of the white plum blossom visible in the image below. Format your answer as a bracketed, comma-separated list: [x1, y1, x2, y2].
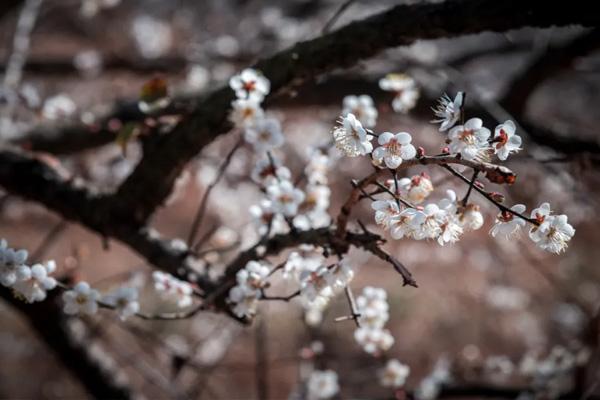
[266, 180, 305, 217]
[324, 260, 354, 293]
[304, 149, 332, 185]
[249, 200, 288, 236]
[230, 98, 264, 128]
[251, 156, 291, 186]
[490, 204, 527, 238]
[392, 173, 434, 204]
[236, 260, 270, 290]
[356, 286, 389, 328]
[530, 202, 552, 225]
[307, 370, 339, 400]
[300, 265, 334, 306]
[459, 204, 484, 231]
[228, 285, 259, 318]
[283, 247, 324, 283]
[432, 92, 463, 131]
[229, 68, 270, 101]
[0, 241, 28, 287]
[244, 117, 284, 153]
[227, 260, 272, 318]
[152, 271, 194, 308]
[372, 132, 416, 169]
[448, 118, 491, 161]
[102, 286, 140, 320]
[332, 113, 373, 157]
[379, 359, 410, 388]
[342, 94, 378, 128]
[42, 94, 77, 120]
[493, 120, 521, 160]
[354, 327, 394, 354]
[372, 200, 401, 230]
[379, 73, 420, 113]
[390, 207, 421, 240]
[12, 261, 57, 303]
[530, 214, 575, 254]
[410, 204, 443, 240]
[62, 281, 100, 316]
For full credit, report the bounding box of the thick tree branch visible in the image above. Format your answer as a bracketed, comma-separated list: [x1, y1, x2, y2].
[113, 0, 600, 225]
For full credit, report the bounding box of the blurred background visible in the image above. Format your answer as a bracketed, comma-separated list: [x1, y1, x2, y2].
[1, 0, 600, 399]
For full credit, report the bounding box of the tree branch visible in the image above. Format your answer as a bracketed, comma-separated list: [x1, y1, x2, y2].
[113, 0, 600, 225]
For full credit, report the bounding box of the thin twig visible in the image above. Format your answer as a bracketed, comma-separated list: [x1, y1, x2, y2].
[322, 0, 355, 34]
[187, 136, 244, 247]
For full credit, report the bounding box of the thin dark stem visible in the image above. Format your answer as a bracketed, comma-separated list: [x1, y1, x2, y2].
[322, 0, 355, 34]
[187, 136, 243, 247]
[462, 169, 479, 207]
[442, 164, 536, 224]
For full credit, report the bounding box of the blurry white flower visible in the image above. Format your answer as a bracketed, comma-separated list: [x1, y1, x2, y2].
[490, 205, 527, 238]
[493, 120, 521, 160]
[356, 286, 389, 328]
[42, 94, 76, 120]
[131, 15, 172, 59]
[13, 261, 57, 303]
[244, 117, 284, 152]
[354, 327, 394, 354]
[432, 92, 463, 131]
[229, 68, 270, 101]
[307, 370, 339, 400]
[266, 180, 305, 217]
[0, 242, 28, 287]
[228, 285, 259, 318]
[283, 248, 323, 283]
[251, 157, 291, 186]
[62, 281, 100, 315]
[249, 200, 288, 236]
[102, 287, 140, 320]
[332, 113, 373, 157]
[379, 359, 410, 388]
[230, 98, 264, 128]
[152, 271, 194, 308]
[342, 94, 378, 128]
[486, 285, 530, 310]
[459, 204, 484, 231]
[484, 355, 514, 383]
[379, 73, 420, 113]
[372, 132, 416, 169]
[73, 50, 103, 77]
[186, 65, 210, 91]
[448, 118, 491, 161]
[236, 260, 270, 290]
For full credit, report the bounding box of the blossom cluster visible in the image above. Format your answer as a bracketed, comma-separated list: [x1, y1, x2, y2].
[306, 369, 340, 400]
[331, 86, 575, 254]
[0, 239, 57, 303]
[230, 68, 334, 236]
[284, 247, 355, 325]
[354, 286, 394, 354]
[227, 260, 271, 318]
[152, 271, 194, 309]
